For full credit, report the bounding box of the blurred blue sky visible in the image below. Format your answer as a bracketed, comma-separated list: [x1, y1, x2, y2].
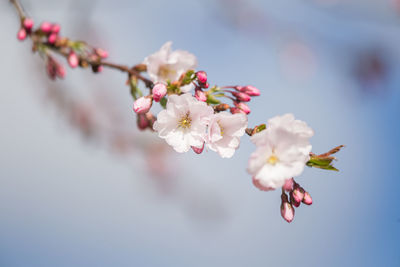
[1, 0, 399, 266]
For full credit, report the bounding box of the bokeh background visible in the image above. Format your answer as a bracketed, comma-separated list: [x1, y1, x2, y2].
[1, 0, 400, 266]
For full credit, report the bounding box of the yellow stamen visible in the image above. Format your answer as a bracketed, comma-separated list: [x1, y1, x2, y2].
[218, 122, 224, 136]
[158, 65, 177, 80]
[267, 155, 279, 165]
[178, 113, 191, 129]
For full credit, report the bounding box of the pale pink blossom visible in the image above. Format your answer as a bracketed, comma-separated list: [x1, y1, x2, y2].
[153, 93, 213, 153]
[248, 113, 313, 190]
[143, 41, 197, 84]
[206, 112, 247, 158]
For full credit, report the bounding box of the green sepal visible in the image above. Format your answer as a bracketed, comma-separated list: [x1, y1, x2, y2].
[181, 70, 195, 85]
[206, 94, 221, 105]
[160, 97, 167, 109]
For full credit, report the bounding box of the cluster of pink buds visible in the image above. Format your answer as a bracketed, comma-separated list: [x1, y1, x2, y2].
[222, 85, 260, 114]
[16, 16, 109, 79]
[39, 21, 61, 45]
[17, 17, 34, 41]
[280, 178, 313, 223]
[194, 71, 209, 102]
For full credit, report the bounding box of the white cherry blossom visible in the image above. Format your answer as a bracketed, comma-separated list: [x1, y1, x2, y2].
[248, 113, 313, 190]
[206, 112, 247, 158]
[143, 41, 197, 84]
[153, 93, 213, 153]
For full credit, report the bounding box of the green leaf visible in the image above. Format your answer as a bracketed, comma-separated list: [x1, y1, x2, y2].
[160, 97, 167, 109]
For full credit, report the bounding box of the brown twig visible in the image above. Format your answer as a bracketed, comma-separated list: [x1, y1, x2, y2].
[10, 0, 154, 89]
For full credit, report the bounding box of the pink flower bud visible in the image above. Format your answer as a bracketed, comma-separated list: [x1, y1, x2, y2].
[40, 22, 52, 34]
[152, 83, 167, 102]
[240, 85, 260, 96]
[195, 89, 207, 102]
[23, 18, 34, 31]
[234, 102, 251, 114]
[292, 187, 305, 203]
[191, 143, 205, 154]
[196, 71, 207, 84]
[68, 52, 79, 68]
[96, 48, 108, 59]
[302, 191, 313, 205]
[17, 28, 27, 41]
[56, 64, 66, 79]
[232, 92, 251, 102]
[133, 96, 152, 114]
[230, 107, 246, 114]
[51, 24, 61, 34]
[281, 193, 295, 223]
[203, 82, 209, 89]
[48, 33, 57, 44]
[137, 114, 149, 130]
[282, 178, 294, 192]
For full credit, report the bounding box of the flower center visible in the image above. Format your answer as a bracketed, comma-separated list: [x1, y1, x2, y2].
[267, 154, 279, 165]
[218, 122, 224, 136]
[178, 113, 191, 129]
[158, 65, 177, 80]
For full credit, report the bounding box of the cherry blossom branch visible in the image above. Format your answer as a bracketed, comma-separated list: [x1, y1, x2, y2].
[10, 0, 344, 223]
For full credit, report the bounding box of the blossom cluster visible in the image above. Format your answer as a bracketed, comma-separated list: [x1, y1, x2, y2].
[13, 4, 343, 223]
[130, 42, 343, 222]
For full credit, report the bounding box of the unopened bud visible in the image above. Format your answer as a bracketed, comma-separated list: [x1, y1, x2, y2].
[214, 103, 230, 112]
[17, 28, 27, 41]
[51, 24, 61, 34]
[96, 48, 108, 59]
[191, 142, 205, 154]
[133, 96, 152, 114]
[302, 191, 313, 205]
[152, 83, 167, 102]
[196, 71, 207, 84]
[282, 178, 294, 192]
[40, 22, 52, 33]
[234, 101, 251, 114]
[281, 192, 295, 223]
[48, 33, 57, 44]
[145, 112, 156, 129]
[195, 89, 207, 102]
[23, 18, 34, 31]
[240, 85, 260, 96]
[56, 64, 66, 79]
[292, 186, 305, 203]
[136, 113, 149, 130]
[203, 82, 209, 89]
[230, 107, 246, 114]
[232, 92, 251, 102]
[68, 52, 79, 68]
